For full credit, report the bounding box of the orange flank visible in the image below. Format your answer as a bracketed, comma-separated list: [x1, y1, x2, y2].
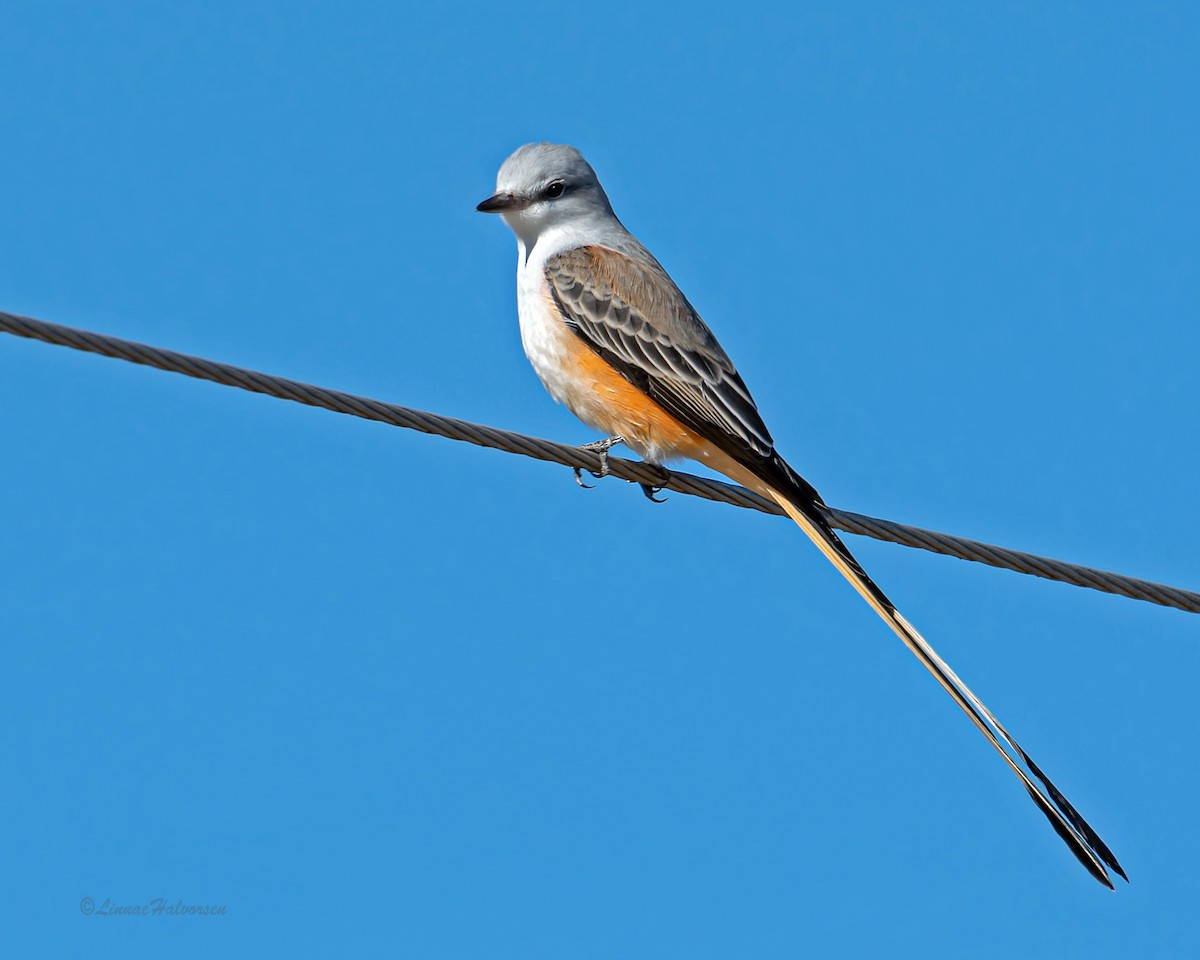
[545, 288, 772, 496]
[545, 307, 708, 460]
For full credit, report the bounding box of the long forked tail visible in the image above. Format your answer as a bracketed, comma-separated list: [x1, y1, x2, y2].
[762, 472, 1126, 888]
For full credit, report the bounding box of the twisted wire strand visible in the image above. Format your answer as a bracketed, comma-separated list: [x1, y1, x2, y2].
[2, 309, 1196, 615]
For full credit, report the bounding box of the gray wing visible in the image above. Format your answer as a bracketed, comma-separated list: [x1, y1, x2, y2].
[544, 244, 777, 460]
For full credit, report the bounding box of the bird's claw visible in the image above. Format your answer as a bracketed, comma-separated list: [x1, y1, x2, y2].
[639, 483, 668, 503]
[574, 436, 625, 488]
[638, 465, 671, 503]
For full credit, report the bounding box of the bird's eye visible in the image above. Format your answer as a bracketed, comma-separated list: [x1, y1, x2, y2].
[544, 180, 566, 199]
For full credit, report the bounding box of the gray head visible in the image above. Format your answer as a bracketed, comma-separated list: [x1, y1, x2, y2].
[477, 143, 616, 247]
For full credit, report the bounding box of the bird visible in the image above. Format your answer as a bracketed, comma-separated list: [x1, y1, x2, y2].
[476, 141, 1124, 888]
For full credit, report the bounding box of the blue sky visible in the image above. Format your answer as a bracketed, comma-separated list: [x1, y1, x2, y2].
[2, 1, 1198, 956]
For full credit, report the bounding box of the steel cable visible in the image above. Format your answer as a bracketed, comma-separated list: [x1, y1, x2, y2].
[2, 309, 1196, 614]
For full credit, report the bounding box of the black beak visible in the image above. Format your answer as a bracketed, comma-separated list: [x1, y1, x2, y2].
[476, 193, 526, 213]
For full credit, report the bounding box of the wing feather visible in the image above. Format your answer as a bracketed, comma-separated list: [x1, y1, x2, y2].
[545, 245, 777, 460]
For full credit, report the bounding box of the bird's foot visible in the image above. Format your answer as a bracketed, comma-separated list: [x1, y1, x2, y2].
[639, 466, 671, 504]
[571, 437, 668, 504]
[573, 436, 626, 488]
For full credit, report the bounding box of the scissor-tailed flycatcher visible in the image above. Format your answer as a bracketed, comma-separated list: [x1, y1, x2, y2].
[477, 142, 1124, 888]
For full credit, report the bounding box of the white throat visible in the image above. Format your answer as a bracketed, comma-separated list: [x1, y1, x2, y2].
[506, 209, 638, 272]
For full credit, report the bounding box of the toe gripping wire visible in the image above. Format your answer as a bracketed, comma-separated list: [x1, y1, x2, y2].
[573, 436, 668, 501]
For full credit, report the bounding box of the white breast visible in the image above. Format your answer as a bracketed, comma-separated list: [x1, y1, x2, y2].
[514, 234, 579, 410]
